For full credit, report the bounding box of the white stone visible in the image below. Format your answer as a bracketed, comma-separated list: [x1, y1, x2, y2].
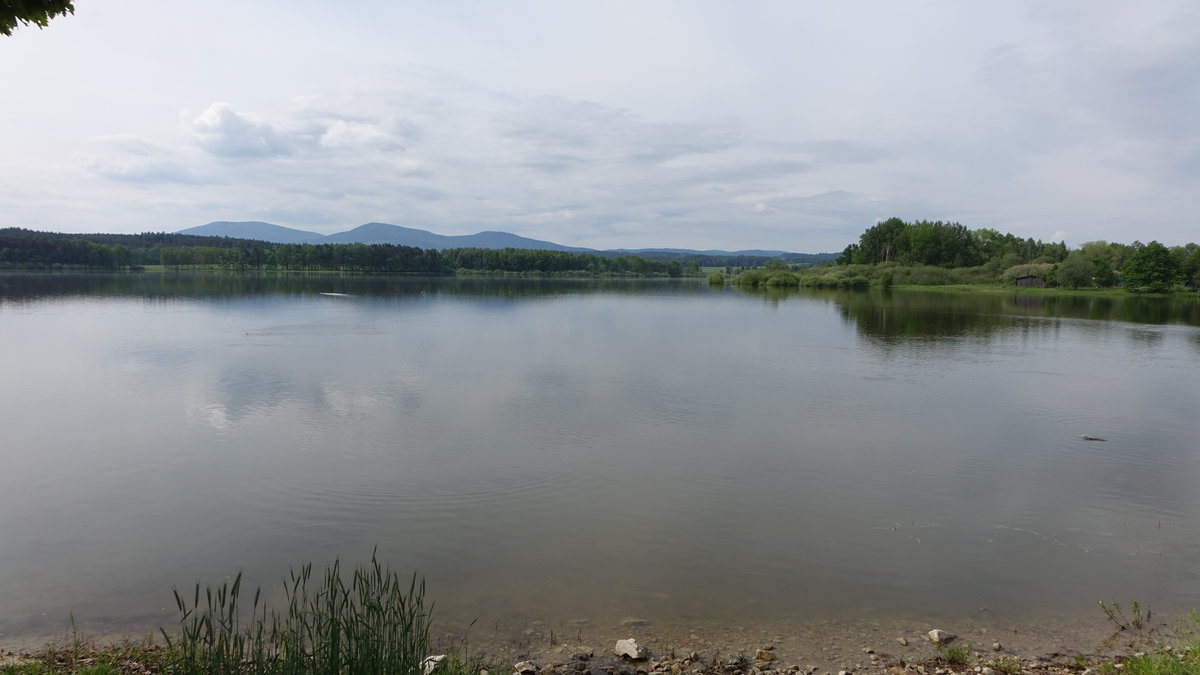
[615, 638, 649, 660]
[926, 630, 957, 646]
[514, 661, 539, 675]
[423, 655, 447, 675]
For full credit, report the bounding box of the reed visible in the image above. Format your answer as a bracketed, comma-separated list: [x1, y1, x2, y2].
[162, 552, 437, 674]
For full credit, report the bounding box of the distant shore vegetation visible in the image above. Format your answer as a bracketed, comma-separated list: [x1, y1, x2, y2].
[0, 229, 700, 278]
[4, 222, 1197, 292]
[733, 218, 1199, 294]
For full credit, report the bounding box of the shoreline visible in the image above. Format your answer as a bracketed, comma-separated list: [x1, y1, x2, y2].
[2, 607, 1187, 674]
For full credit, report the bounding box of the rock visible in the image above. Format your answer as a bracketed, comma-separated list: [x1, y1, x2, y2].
[897, 638, 908, 647]
[515, 661, 539, 675]
[756, 649, 777, 669]
[926, 630, 957, 646]
[980, 668, 995, 675]
[615, 639, 649, 660]
[539, 666, 561, 675]
[991, 642, 1002, 652]
[423, 655, 447, 675]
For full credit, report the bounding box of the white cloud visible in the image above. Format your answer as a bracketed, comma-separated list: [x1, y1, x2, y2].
[318, 119, 411, 152]
[188, 102, 295, 159]
[79, 136, 203, 184]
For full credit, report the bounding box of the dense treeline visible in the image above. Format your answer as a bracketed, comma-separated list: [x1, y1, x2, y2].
[627, 251, 838, 267]
[0, 228, 136, 268]
[0, 228, 273, 268]
[0, 228, 699, 277]
[157, 242, 444, 273]
[441, 247, 698, 276]
[738, 218, 1199, 293]
[837, 217, 1068, 268]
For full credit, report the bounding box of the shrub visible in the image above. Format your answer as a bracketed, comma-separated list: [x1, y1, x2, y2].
[763, 272, 800, 287]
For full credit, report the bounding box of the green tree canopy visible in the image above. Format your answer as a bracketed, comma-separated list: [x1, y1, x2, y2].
[1055, 252, 1093, 289]
[1, 0, 74, 36]
[1092, 257, 1116, 288]
[1121, 241, 1180, 293]
[838, 217, 1062, 268]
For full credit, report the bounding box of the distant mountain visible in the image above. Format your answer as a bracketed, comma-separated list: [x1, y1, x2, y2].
[322, 222, 447, 248]
[176, 220, 832, 261]
[320, 222, 592, 252]
[176, 221, 326, 244]
[458, 230, 592, 253]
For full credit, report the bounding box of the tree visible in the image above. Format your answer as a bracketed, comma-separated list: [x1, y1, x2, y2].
[1184, 247, 1200, 290]
[856, 217, 908, 264]
[1121, 241, 1180, 293]
[1055, 252, 1093, 289]
[1092, 257, 1116, 288]
[2, 1, 74, 36]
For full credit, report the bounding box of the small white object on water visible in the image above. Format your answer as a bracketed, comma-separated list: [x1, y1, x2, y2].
[422, 655, 446, 675]
[319, 292, 352, 297]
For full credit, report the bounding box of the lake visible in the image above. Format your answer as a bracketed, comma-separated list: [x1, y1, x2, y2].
[1, 273, 1198, 651]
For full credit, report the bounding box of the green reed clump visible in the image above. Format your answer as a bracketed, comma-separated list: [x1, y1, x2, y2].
[1096, 610, 1200, 675]
[163, 552, 435, 675]
[934, 644, 972, 667]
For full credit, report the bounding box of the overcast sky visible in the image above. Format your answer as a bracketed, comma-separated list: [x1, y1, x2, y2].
[1, 2, 1197, 252]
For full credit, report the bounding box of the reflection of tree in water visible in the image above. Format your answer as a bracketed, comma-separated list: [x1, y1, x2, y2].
[0, 272, 705, 305]
[835, 291, 1011, 342]
[819, 290, 1200, 344]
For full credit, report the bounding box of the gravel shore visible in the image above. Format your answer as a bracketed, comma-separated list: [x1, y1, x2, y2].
[431, 609, 1164, 675]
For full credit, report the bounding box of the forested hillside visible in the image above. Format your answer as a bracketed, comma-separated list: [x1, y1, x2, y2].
[0, 228, 699, 277]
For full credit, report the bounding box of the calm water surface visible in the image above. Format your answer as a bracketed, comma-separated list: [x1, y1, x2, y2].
[1, 273, 1198, 643]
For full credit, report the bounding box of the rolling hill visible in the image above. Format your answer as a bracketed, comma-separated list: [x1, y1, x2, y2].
[176, 221, 836, 263]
